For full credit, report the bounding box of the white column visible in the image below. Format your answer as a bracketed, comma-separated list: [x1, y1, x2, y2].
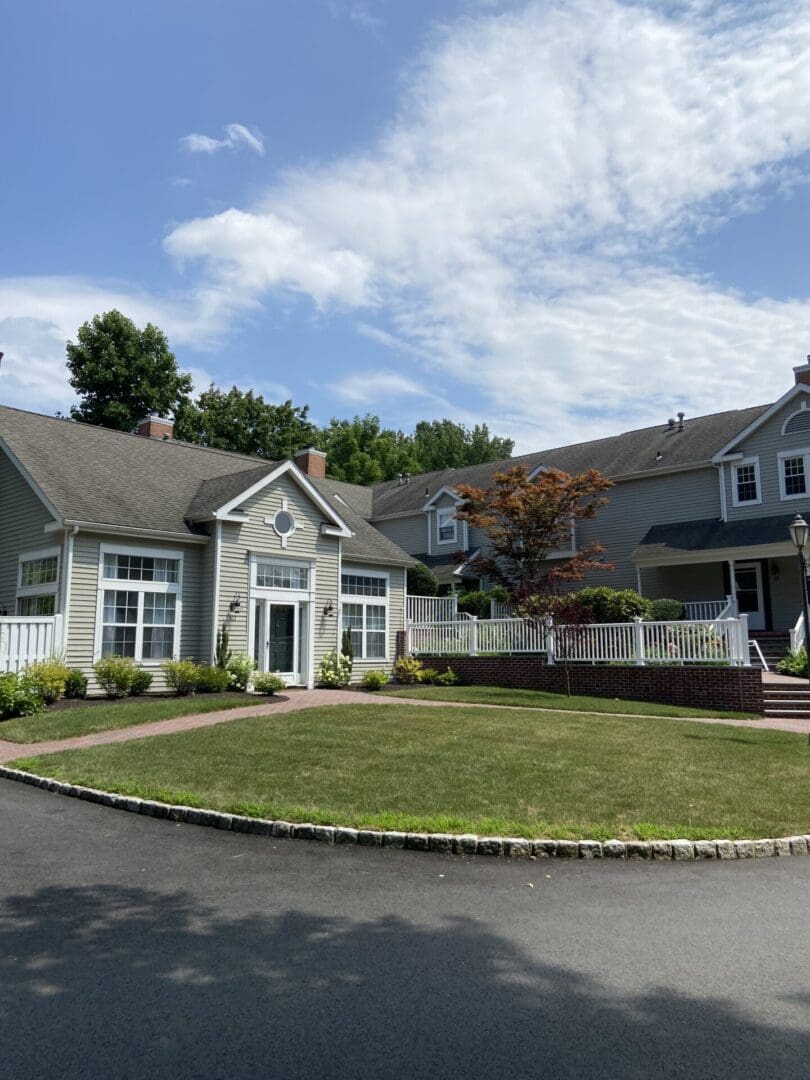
[633, 617, 645, 666]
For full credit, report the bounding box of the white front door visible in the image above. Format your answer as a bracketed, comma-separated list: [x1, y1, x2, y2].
[734, 562, 765, 631]
[253, 599, 306, 683]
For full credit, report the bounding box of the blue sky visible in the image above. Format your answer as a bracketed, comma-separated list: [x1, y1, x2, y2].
[3, 0, 810, 452]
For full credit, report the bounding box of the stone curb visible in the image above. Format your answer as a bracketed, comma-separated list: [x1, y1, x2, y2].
[2, 765, 808, 862]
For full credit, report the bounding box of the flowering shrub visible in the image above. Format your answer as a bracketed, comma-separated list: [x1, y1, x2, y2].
[0, 672, 43, 720]
[227, 653, 255, 691]
[394, 656, 424, 684]
[94, 656, 140, 698]
[253, 672, 286, 695]
[317, 652, 352, 688]
[361, 669, 388, 691]
[22, 659, 70, 704]
[161, 659, 199, 695]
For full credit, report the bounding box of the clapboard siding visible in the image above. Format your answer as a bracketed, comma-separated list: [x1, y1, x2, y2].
[0, 451, 58, 614]
[372, 512, 427, 554]
[723, 400, 810, 520]
[341, 561, 406, 680]
[67, 532, 208, 693]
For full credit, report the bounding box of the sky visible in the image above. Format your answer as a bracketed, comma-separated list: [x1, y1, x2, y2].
[2, 0, 810, 454]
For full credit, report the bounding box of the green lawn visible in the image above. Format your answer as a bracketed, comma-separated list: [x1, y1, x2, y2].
[13, 703, 809, 840]
[0, 694, 251, 744]
[385, 684, 757, 719]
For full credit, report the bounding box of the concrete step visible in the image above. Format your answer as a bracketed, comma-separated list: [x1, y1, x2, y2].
[764, 710, 810, 719]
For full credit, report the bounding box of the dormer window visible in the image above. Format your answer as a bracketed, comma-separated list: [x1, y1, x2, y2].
[437, 507, 457, 544]
[731, 458, 761, 506]
[779, 448, 810, 501]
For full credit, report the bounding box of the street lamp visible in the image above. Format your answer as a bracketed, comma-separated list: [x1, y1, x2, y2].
[788, 513, 810, 692]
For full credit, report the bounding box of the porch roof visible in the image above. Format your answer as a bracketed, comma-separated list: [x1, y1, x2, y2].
[633, 514, 796, 566]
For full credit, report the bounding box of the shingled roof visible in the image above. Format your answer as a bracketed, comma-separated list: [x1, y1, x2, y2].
[369, 403, 770, 518]
[0, 407, 412, 565]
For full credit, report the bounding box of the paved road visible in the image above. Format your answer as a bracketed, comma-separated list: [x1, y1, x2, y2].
[2, 782, 809, 1079]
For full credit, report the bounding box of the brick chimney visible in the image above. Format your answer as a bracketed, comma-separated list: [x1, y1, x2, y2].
[794, 358, 810, 387]
[136, 412, 174, 440]
[293, 446, 326, 479]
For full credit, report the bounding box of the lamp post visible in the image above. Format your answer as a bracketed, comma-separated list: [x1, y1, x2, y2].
[788, 513, 810, 693]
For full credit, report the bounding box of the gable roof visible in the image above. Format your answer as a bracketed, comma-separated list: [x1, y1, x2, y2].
[313, 478, 415, 566]
[712, 383, 810, 460]
[369, 403, 771, 518]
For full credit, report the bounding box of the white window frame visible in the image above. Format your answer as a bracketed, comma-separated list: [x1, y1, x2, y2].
[94, 544, 184, 664]
[340, 569, 389, 661]
[251, 556, 312, 594]
[436, 507, 457, 546]
[16, 545, 61, 616]
[731, 456, 762, 507]
[778, 447, 810, 502]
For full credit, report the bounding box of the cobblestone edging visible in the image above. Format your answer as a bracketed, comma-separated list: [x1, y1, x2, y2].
[3, 764, 808, 861]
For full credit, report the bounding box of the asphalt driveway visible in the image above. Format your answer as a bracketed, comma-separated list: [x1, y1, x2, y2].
[2, 781, 809, 1079]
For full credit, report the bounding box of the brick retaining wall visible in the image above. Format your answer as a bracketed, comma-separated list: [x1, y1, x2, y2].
[395, 636, 763, 714]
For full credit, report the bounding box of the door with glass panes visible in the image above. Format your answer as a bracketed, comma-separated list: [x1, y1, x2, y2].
[253, 600, 306, 683]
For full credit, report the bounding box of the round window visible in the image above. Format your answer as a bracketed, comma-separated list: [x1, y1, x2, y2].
[274, 509, 295, 536]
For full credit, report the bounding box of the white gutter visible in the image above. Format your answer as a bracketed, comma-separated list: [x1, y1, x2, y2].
[209, 521, 222, 663]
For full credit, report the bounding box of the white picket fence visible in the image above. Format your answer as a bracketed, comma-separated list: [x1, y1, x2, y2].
[0, 615, 64, 674]
[407, 614, 751, 666]
[406, 595, 460, 624]
[683, 596, 737, 621]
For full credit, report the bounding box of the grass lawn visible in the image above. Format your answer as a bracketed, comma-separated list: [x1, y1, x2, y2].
[12, 703, 809, 840]
[0, 694, 252, 744]
[384, 684, 758, 719]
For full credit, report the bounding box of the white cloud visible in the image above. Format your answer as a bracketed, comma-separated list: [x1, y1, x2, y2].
[156, 0, 810, 449]
[330, 370, 438, 405]
[179, 123, 265, 156]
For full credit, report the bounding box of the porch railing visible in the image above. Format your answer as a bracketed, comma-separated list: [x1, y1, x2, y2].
[407, 614, 750, 666]
[683, 596, 737, 621]
[0, 615, 64, 674]
[790, 611, 805, 652]
[406, 595, 459, 624]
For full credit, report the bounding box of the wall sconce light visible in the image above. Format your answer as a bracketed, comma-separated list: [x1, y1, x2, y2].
[323, 599, 335, 618]
[229, 593, 242, 614]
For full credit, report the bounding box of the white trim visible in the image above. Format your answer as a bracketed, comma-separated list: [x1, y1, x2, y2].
[713, 383, 810, 461]
[215, 459, 351, 537]
[436, 506, 457, 546]
[426, 509, 432, 556]
[777, 447, 810, 502]
[210, 521, 222, 663]
[734, 560, 765, 631]
[16, 545, 61, 616]
[44, 520, 209, 544]
[422, 485, 462, 511]
[0, 436, 63, 524]
[717, 464, 727, 522]
[780, 400, 810, 435]
[527, 463, 550, 480]
[633, 541, 794, 568]
[93, 543, 185, 665]
[61, 527, 77, 645]
[340, 567, 390, 661]
[248, 552, 316, 686]
[730, 456, 762, 507]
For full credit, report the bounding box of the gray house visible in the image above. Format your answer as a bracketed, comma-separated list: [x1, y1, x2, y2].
[1, 362, 807, 687]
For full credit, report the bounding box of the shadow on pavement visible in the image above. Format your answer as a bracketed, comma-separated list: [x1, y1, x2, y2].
[1, 883, 805, 1079]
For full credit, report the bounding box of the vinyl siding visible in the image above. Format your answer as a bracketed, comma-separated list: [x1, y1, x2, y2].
[341, 561, 406, 680]
[66, 532, 208, 694]
[766, 555, 802, 630]
[0, 451, 58, 614]
[723, 401, 810, 520]
[372, 512, 428, 554]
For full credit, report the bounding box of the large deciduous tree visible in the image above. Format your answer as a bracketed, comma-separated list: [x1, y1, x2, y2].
[412, 420, 514, 473]
[174, 385, 318, 459]
[454, 465, 613, 598]
[317, 415, 421, 485]
[67, 310, 193, 431]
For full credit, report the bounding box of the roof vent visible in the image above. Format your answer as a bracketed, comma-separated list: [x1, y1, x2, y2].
[655, 451, 663, 461]
[667, 418, 676, 430]
[677, 411, 685, 432]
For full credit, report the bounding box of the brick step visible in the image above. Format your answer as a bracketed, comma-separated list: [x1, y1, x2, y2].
[763, 687, 810, 696]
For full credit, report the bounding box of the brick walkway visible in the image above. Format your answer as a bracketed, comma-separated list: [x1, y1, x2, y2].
[1, 687, 808, 764]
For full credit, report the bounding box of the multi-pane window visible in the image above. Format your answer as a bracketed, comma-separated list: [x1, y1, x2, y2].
[103, 553, 179, 583]
[437, 507, 457, 543]
[783, 456, 807, 497]
[733, 460, 759, 505]
[17, 549, 59, 617]
[341, 573, 388, 659]
[255, 562, 309, 590]
[98, 548, 181, 661]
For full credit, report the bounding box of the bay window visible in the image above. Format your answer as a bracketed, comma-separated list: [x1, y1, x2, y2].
[97, 547, 182, 661]
[17, 548, 60, 616]
[341, 571, 387, 659]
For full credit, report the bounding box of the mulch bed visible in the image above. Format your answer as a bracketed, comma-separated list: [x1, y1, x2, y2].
[46, 692, 252, 712]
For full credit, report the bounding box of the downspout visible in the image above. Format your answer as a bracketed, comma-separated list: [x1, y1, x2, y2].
[209, 521, 222, 663]
[60, 526, 78, 657]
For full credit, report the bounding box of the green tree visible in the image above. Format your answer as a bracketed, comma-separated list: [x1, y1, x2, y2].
[67, 310, 193, 431]
[318, 415, 421, 485]
[175, 385, 317, 459]
[406, 561, 438, 596]
[412, 420, 514, 473]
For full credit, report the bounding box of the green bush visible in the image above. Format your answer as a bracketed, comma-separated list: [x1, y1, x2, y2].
[161, 658, 200, 695]
[94, 656, 140, 698]
[129, 668, 153, 696]
[574, 587, 651, 623]
[646, 598, 685, 622]
[253, 672, 286, 695]
[361, 669, 389, 691]
[22, 659, 70, 704]
[215, 624, 232, 670]
[341, 629, 354, 673]
[64, 668, 88, 699]
[777, 648, 808, 678]
[434, 668, 460, 686]
[419, 667, 440, 684]
[407, 561, 438, 597]
[0, 672, 43, 720]
[195, 665, 232, 693]
[394, 656, 424, 684]
[317, 652, 352, 688]
[457, 591, 491, 618]
[227, 653, 255, 691]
